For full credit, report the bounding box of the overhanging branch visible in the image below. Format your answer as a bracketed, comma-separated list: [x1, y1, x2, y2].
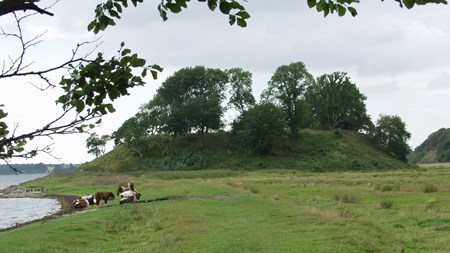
[0, 0, 54, 17]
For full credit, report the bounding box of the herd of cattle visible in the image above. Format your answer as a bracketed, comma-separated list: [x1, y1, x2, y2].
[72, 183, 141, 208]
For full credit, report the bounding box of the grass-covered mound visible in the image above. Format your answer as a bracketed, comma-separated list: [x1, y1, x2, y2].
[79, 129, 412, 172]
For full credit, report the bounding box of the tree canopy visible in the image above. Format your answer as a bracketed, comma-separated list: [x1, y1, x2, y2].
[306, 71, 372, 131]
[262, 61, 314, 136]
[370, 114, 411, 162]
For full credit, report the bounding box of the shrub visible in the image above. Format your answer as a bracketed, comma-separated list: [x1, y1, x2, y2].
[423, 184, 437, 193]
[244, 102, 288, 156]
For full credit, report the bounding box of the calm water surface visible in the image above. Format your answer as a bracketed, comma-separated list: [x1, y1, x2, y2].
[0, 174, 61, 230]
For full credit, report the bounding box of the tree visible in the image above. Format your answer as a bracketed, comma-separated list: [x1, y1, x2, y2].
[226, 68, 256, 131]
[244, 102, 288, 156]
[370, 114, 411, 162]
[86, 133, 110, 158]
[261, 61, 314, 136]
[151, 66, 228, 137]
[307, 72, 373, 131]
[226, 68, 256, 115]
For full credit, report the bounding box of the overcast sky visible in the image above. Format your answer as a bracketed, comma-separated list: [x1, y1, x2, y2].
[1, 0, 449, 164]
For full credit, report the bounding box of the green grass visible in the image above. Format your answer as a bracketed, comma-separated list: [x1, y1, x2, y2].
[2, 169, 450, 252]
[79, 129, 413, 172]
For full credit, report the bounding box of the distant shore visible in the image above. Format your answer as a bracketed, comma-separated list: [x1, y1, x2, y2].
[0, 185, 81, 232]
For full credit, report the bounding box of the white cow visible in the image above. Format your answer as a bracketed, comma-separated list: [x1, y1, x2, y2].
[119, 190, 141, 204]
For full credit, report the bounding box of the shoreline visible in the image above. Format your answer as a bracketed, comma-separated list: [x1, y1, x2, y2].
[0, 185, 81, 232]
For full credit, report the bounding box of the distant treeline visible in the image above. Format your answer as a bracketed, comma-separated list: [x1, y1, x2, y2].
[0, 163, 78, 175]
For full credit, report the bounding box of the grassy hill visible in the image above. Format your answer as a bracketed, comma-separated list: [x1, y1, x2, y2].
[79, 129, 412, 172]
[410, 128, 450, 163]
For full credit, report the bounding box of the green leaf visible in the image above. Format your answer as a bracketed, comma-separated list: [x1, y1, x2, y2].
[403, 0, 416, 8]
[75, 100, 85, 112]
[87, 21, 95, 31]
[347, 6, 357, 16]
[207, 0, 218, 11]
[151, 64, 164, 72]
[219, 2, 231, 14]
[229, 15, 236, 25]
[337, 4, 346, 16]
[236, 10, 250, 19]
[236, 18, 247, 27]
[307, 0, 317, 8]
[316, 0, 326, 11]
[121, 48, 131, 56]
[150, 70, 158, 79]
[106, 104, 116, 113]
[134, 58, 146, 67]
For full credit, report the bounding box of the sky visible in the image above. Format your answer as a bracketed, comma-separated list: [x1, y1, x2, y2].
[1, 0, 449, 165]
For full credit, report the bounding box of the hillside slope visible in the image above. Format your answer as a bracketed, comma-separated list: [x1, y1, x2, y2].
[410, 128, 450, 163]
[78, 129, 412, 172]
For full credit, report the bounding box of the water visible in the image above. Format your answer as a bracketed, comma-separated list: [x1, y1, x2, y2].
[0, 174, 61, 230]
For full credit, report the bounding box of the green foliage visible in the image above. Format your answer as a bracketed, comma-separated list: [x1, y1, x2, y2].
[151, 66, 228, 137]
[86, 0, 448, 34]
[244, 103, 288, 156]
[370, 114, 411, 162]
[86, 133, 109, 157]
[79, 129, 412, 172]
[262, 61, 314, 136]
[57, 43, 162, 118]
[307, 0, 447, 18]
[226, 68, 256, 115]
[410, 128, 450, 163]
[88, 0, 251, 34]
[307, 71, 373, 131]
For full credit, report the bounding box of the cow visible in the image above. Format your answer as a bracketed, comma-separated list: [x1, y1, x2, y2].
[81, 194, 96, 205]
[72, 194, 96, 208]
[95, 192, 115, 206]
[119, 190, 141, 204]
[72, 198, 89, 208]
[117, 183, 135, 196]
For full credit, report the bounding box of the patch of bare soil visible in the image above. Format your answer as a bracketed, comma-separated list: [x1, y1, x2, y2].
[0, 185, 82, 232]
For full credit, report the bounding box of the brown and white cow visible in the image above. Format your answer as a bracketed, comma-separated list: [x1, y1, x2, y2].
[95, 192, 115, 206]
[117, 183, 135, 196]
[119, 190, 141, 204]
[72, 194, 96, 208]
[72, 198, 89, 208]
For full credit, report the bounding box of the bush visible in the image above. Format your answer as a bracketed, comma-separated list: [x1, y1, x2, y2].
[423, 184, 437, 193]
[244, 103, 288, 156]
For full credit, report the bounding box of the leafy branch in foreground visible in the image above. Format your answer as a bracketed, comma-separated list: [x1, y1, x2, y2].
[1, 38, 162, 161]
[86, 0, 447, 33]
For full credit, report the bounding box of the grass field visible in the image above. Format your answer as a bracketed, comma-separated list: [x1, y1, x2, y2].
[1, 168, 450, 252]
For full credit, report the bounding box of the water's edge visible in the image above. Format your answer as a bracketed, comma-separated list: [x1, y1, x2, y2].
[0, 174, 63, 230]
